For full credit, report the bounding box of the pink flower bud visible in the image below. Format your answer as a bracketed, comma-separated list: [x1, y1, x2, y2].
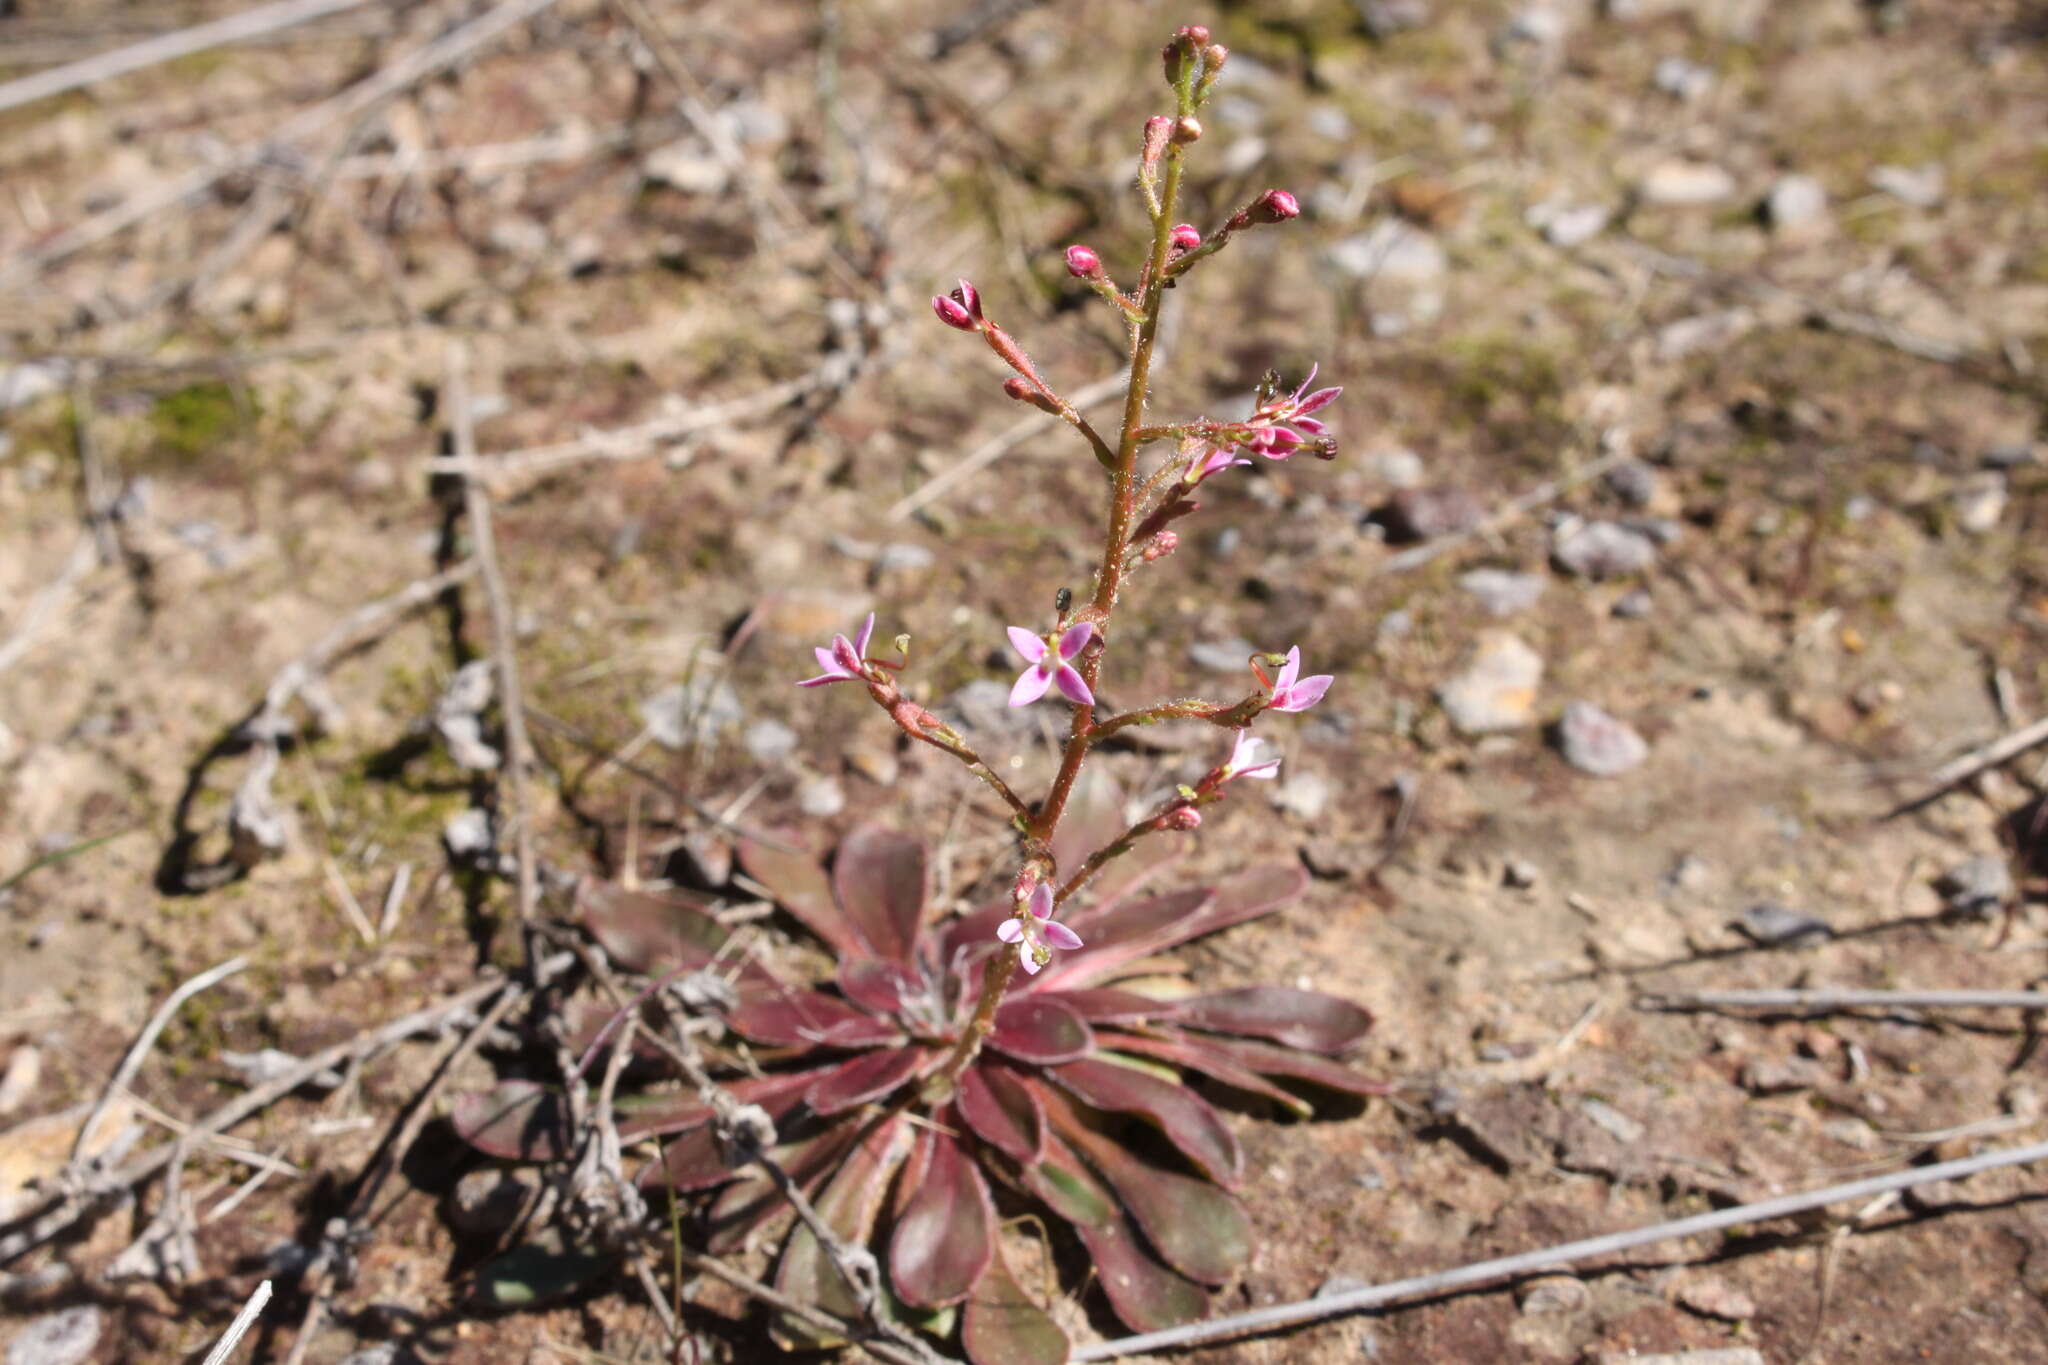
[1169, 223, 1201, 252]
[1141, 115, 1172, 170]
[1172, 115, 1203, 145]
[1142, 529, 1180, 562]
[1251, 189, 1300, 223]
[1165, 806, 1202, 831]
[1178, 24, 1211, 46]
[1161, 40, 1185, 84]
[1204, 43, 1229, 76]
[949, 279, 982, 320]
[1065, 244, 1103, 278]
[932, 294, 974, 330]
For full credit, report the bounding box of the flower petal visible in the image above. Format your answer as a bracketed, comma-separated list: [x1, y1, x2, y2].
[997, 918, 1025, 943]
[1009, 666, 1054, 707]
[1241, 758, 1282, 780]
[1274, 647, 1301, 695]
[852, 613, 876, 658]
[1293, 416, 1326, 435]
[1058, 621, 1096, 661]
[1054, 664, 1096, 707]
[1042, 920, 1083, 950]
[1294, 385, 1342, 417]
[1007, 626, 1047, 663]
[796, 672, 842, 688]
[816, 645, 843, 674]
[1028, 883, 1054, 919]
[1017, 952, 1043, 975]
[1282, 674, 1333, 711]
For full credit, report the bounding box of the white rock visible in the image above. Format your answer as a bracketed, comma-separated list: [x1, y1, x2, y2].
[1552, 520, 1657, 578]
[1638, 160, 1736, 206]
[1953, 472, 2007, 533]
[3, 1307, 102, 1365]
[642, 140, 731, 195]
[1274, 771, 1332, 822]
[1655, 307, 1754, 360]
[1458, 568, 1546, 618]
[1652, 56, 1714, 100]
[640, 676, 744, 748]
[1765, 173, 1827, 232]
[1326, 220, 1447, 333]
[0, 361, 69, 411]
[1369, 447, 1426, 488]
[1528, 199, 1610, 248]
[1869, 162, 1944, 208]
[1555, 700, 1648, 776]
[798, 775, 845, 817]
[1438, 633, 1544, 734]
[743, 718, 798, 763]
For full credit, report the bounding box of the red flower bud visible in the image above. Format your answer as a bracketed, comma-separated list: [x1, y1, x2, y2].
[1172, 115, 1203, 144]
[1251, 189, 1300, 223]
[1002, 377, 1061, 415]
[1177, 24, 1211, 46]
[1165, 806, 1202, 831]
[1065, 244, 1103, 278]
[1204, 43, 1229, 76]
[932, 294, 975, 330]
[1169, 223, 1201, 252]
[1142, 529, 1180, 562]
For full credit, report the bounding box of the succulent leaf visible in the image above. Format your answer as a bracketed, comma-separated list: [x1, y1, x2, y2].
[989, 994, 1095, 1064]
[1167, 985, 1374, 1053]
[956, 1061, 1047, 1165]
[451, 1080, 572, 1162]
[889, 1125, 996, 1308]
[961, 1243, 1069, 1365]
[831, 823, 929, 962]
[1048, 1055, 1244, 1187]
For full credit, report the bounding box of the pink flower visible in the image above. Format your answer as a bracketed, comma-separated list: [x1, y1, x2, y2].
[1267, 646, 1333, 712]
[1244, 363, 1341, 461]
[1007, 622, 1095, 707]
[931, 279, 983, 331]
[1169, 223, 1201, 252]
[1065, 244, 1103, 279]
[796, 613, 875, 687]
[1222, 730, 1281, 781]
[1188, 442, 1252, 484]
[997, 882, 1083, 974]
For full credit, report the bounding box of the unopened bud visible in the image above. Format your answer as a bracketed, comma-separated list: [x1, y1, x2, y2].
[1165, 806, 1202, 831]
[1065, 244, 1103, 278]
[949, 279, 982, 320]
[1141, 115, 1172, 170]
[1178, 24, 1211, 46]
[1204, 43, 1228, 76]
[932, 294, 975, 330]
[1002, 376, 1061, 415]
[1142, 529, 1180, 562]
[1311, 436, 1339, 461]
[1172, 115, 1203, 144]
[1168, 223, 1201, 253]
[1250, 189, 1300, 223]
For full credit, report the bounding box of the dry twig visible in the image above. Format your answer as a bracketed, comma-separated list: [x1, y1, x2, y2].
[200, 1277, 273, 1365]
[72, 956, 250, 1162]
[1884, 714, 2048, 818]
[1639, 987, 2048, 1014]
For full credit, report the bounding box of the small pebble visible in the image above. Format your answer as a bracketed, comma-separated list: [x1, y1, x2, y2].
[640, 676, 744, 749]
[1274, 771, 1333, 822]
[743, 718, 798, 763]
[1936, 855, 2011, 916]
[1656, 307, 1754, 360]
[1675, 1276, 1757, 1321]
[1375, 610, 1413, 647]
[1952, 472, 2008, 533]
[1458, 568, 1546, 618]
[797, 775, 845, 818]
[1765, 173, 1828, 232]
[1735, 901, 1832, 946]
[1742, 1057, 1830, 1094]
[1604, 460, 1660, 507]
[1555, 700, 1648, 776]
[1188, 638, 1257, 672]
[1664, 852, 1710, 893]
[1552, 521, 1657, 579]
[3, 1307, 102, 1365]
[1869, 162, 1944, 208]
[1438, 632, 1545, 734]
[1369, 447, 1426, 489]
[448, 1168, 543, 1238]
[1517, 1275, 1589, 1315]
[1526, 198, 1611, 248]
[1982, 442, 2039, 470]
[1377, 486, 1485, 543]
[1503, 858, 1540, 889]
[1612, 588, 1653, 619]
[1638, 160, 1736, 207]
[1579, 1096, 1644, 1143]
[1651, 56, 1714, 101]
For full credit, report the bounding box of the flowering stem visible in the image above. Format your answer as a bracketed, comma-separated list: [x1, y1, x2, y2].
[1087, 694, 1258, 744]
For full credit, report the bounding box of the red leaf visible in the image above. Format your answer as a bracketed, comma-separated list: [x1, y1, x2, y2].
[737, 834, 867, 960]
[727, 988, 902, 1048]
[1095, 1032, 1312, 1117]
[989, 995, 1094, 1065]
[706, 1120, 863, 1254]
[1049, 1056, 1243, 1188]
[1042, 1088, 1251, 1286]
[805, 1047, 932, 1115]
[1176, 1034, 1391, 1097]
[1046, 987, 1170, 1025]
[838, 958, 921, 1015]
[451, 1080, 571, 1162]
[579, 880, 729, 974]
[1029, 1132, 1207, 1332]
[636, 1124, 733, 1192]
[831, 824, 928, 963]
[957, 1062, 1045, 1165]
[1042, 863, 1309, 989]
[890, 1128, 996, 1307]
[619, 1068, 827, 1144]
[962, 1243, 1069, 1365]
[773, 1117, 913, 1347]
[1167, 986, 1374, 1053]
